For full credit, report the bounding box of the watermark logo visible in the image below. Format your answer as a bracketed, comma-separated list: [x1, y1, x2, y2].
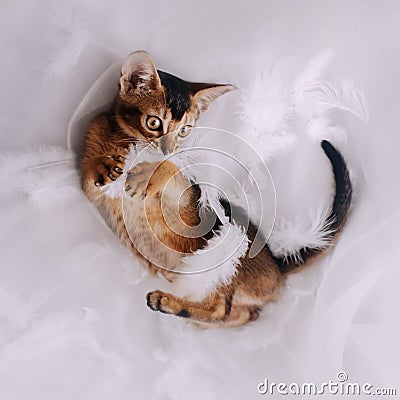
[257, 371, 397, 396]
[121, 127, 276, 273]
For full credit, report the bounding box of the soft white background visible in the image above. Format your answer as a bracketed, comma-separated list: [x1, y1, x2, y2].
[0, 1, 399, 399]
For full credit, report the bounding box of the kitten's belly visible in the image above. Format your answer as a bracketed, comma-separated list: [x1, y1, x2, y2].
[122, 195, 183, 271]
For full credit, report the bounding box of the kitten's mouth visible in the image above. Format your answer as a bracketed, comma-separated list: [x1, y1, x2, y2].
[161, 148, 174, 155]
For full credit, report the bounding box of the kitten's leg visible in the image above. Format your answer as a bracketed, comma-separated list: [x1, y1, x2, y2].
[146, 265, 283, 327]
[147, 290, 226, 320]
[146, 289, 259, 327]
[81, 154, 156, 271]
[81, 153, 126, 210]
[194, 306, 261, 329]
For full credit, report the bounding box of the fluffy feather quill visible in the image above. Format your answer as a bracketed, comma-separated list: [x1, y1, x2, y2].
[238, 66, 297, 161]
[301, 80, 369, 123]
[45, 3, 89, 79]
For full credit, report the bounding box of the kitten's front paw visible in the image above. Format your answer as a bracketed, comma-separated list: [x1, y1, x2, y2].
[94, 155, 125, 187]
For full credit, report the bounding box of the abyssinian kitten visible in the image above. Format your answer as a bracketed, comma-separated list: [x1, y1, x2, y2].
[80, 51, 352, 328]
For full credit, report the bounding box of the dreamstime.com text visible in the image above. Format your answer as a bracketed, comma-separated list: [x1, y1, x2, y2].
[257, 372, 397, 396]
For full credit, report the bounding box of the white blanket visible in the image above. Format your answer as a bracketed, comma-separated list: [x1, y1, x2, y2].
[1, 1, 399, 399]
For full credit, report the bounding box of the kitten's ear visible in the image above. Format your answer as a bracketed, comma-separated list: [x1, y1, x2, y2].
[120, 51, 162, 95]
[190, 83, 237, 112]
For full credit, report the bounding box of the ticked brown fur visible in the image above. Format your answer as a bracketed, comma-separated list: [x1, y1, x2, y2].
[81, 51, 351, 328]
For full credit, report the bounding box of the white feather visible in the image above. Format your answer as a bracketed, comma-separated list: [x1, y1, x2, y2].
[299, 80, 369, 123]
[294, 49, 335, 119]
[45, 3, 89, 79]
[238, 65, 298, 161]
[269, 204, 334, 264]
[197, 183, 226, 222]
[171, 223, 249, 301]
[0, 146, 77, 209]
[247, 129, 298, 162]
[100, 174, 126, 199]
[238, 50, 338, 162]
[294, 49, 335, 97]
[238, 68, 294, 136]
[306, 114, 349, 143]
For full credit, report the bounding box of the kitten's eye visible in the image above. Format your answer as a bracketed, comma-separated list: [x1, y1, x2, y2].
[146, 116, 162, 131]
[179, 125, 193, 138]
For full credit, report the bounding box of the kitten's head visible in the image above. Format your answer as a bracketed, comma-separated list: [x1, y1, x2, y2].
[114, 51, 236, 154]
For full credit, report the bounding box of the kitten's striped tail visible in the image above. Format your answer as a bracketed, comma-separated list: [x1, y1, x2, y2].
[275, 140, 352, 275]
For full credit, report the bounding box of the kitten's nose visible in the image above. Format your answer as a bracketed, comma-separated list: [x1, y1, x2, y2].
[161, 142, 171, 154]
[160, 136, 174, 155]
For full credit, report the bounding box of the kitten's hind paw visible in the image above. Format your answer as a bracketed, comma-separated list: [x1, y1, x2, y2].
[124, 161, 158, 199]
[146, 290, 191, 318]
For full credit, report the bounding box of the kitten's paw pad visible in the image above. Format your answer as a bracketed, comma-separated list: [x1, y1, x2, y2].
[146, 292, 159, 311]
[94, 155, 125, 187]
[146, 291, 170, 312]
